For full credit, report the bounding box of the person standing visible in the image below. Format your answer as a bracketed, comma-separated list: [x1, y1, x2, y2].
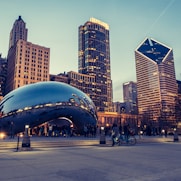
[111, 123, 119, 146]
[48, 124, 53, 137]
[124, 123, 130, 142]
[10, 121, 14, 139]
[83, 124, 88, 137]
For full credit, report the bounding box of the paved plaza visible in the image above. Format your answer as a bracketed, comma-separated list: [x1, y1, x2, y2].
[0, 135, 181, 181]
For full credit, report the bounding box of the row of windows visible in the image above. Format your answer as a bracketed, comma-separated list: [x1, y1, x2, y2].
[16, 64, 48, 69]
[20, 44, 49, 54]
[15, 68, 48, 75]
[16, 74, 48, 79]
[24, 57, 49, 62]
[23, 62, 49, 67]
[70, 72, 95, 82]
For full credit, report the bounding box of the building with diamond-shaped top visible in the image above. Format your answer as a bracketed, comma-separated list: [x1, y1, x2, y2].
[135, 38, 178, 128]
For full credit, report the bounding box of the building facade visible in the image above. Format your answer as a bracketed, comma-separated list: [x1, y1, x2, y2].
[5, 16, 50, 94]
[113, 101, 126, 114]
[123, 81, 138, 114]
[50, 71, 96, 102]
[67, 71, 95, 97]
[176, 80, 181, 123]
[78, 18, 113, 112]
[177, 80, 181, 94]
[97, 111, 138, 134]
[50, 72, 69, 84]
[6, 40, 50, 94]
[135, 38, 178, 128]
[0, 54, 7, 101]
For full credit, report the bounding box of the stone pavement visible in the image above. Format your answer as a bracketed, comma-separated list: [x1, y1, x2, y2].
[0, 135, 181, 181]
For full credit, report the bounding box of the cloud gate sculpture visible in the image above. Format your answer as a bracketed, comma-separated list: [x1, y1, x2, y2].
[0, 81, 97, 135]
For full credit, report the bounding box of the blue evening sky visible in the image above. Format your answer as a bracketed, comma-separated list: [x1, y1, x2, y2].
[0, 0, 181, 102]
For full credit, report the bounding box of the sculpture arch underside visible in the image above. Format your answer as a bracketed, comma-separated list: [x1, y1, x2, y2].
[0, 105, 97, 135]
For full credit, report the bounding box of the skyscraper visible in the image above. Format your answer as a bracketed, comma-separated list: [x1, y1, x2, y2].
[123, 81, 138, 114]
[78, 18, 113, 112]
[5, 16, 50, 94]
[176, 80, 181, 123]
[135, 38, 177, 127]
[0, 54, 7, 100]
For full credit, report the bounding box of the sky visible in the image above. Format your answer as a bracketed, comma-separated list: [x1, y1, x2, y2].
[1, 0, 181, 102]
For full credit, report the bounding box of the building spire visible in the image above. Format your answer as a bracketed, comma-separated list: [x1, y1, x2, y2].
[9, 16, 28, 49]
[18, 16, 22, 20]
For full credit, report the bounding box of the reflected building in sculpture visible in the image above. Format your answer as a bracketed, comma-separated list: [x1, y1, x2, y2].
[0, 81, 97, 135]
[135, 38, 177, 127]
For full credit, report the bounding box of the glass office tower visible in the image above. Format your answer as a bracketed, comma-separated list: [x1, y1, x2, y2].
[135, 38, 178, 127]
[78, 18, 113, 112]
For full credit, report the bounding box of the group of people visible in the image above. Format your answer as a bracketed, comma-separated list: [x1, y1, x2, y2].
[111, 123, 132, 146]
[83, 124, 97, 137]
[30, 124, 75, 137]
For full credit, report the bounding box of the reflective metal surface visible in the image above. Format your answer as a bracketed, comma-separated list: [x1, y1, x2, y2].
[0, 81, 97, 134]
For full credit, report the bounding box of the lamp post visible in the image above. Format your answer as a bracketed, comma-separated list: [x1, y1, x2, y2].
[22, 124, 31, 148]
[173, 128, 179, 142]
[100, 126, 106, 144]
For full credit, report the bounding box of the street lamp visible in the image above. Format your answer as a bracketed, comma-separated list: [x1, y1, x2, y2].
[22, 124, 31, 149]
[100, 126, 106, 144]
